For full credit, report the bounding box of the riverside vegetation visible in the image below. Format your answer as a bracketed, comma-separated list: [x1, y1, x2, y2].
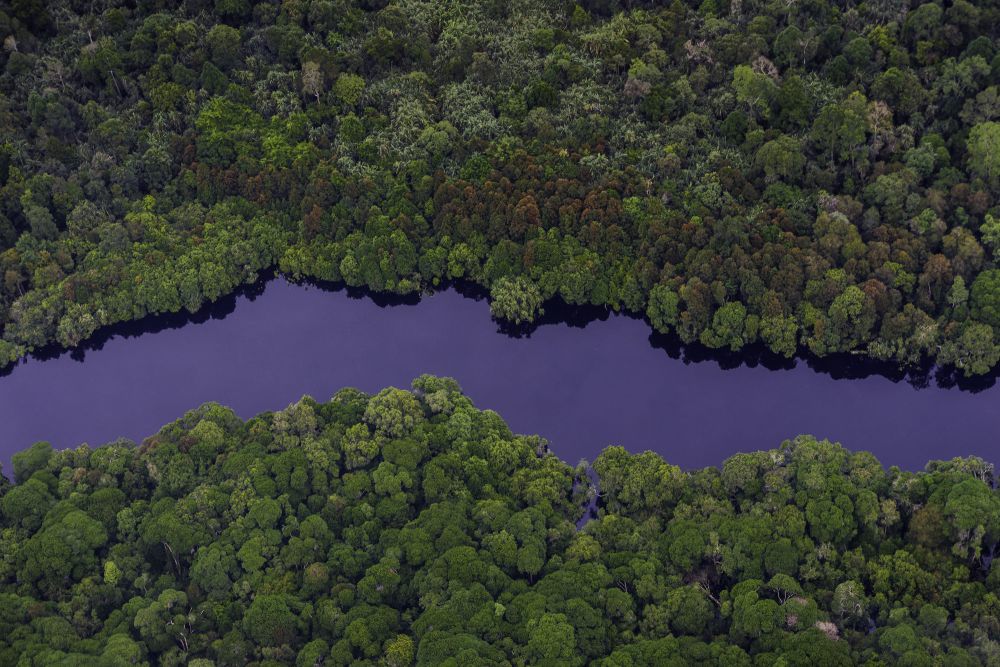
[1, 377, 1000, 665]
[3, 1, 1000, 372]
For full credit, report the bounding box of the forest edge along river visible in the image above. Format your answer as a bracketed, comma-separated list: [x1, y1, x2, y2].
[1, 276, 998, 479]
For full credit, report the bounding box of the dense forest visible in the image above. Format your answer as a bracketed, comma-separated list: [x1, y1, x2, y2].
[2, 0, 1000, 373]
[0, 376, 998, 664]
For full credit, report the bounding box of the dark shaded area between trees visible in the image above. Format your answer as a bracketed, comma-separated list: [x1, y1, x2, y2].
[2, 377, 1000, 665]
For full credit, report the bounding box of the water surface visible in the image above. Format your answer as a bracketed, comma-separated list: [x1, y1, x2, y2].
[1, 277, 997, 477]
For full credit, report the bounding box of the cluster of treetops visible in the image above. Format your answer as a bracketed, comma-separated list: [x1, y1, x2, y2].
[5, 0, 1000, 373]
[0, 375, 998, 665]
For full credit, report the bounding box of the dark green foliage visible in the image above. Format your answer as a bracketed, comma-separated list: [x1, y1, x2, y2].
[3, 0, 1000, 379]
[1, 377, 999, 664]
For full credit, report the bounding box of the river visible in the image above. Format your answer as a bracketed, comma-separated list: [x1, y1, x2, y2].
[1, 276, 997, 478]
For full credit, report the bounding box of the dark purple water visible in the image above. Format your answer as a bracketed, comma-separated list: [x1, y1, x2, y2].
[1, 277, 998, 478]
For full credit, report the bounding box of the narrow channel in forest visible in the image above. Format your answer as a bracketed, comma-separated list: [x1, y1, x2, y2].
[2, 277, 997, 477]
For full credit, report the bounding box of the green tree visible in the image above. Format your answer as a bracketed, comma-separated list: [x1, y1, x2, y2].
[756, 135, 805, 183]
[701, 302, 751, 351]
[526, 613, 580, 666]
[11, 441, 52, 483]
[334, 73, 366, 108]
[206, 24, 241, 72]
[967, 122, 1000, 186]
[363, 387, 424, 439]
[664, 585, 714, 635]
[760, 315, 798, 357]
[647, 283, 680, 334]
[243, 595, 298, 647]
[490, 276, 544, 325]
[970, 270, 1000, 327]
[732, 65, 776, 119]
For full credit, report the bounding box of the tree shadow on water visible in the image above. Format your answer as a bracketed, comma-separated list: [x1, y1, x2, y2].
[933, 364, 999, 393]
[5, 273, 1000, 394]
[648, 331, 798, 373]
[5, 275, 273, 375]
[646, 327, 998, 393]
[479, 291, 1000, 393]
[805, 349, 999, 393]
[494, 297, 613, 339]
[300, 277, 422, 307]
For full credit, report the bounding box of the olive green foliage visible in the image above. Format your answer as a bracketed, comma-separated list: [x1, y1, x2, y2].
[490, 275, 544, 324]
[2, 0, 1000, 373]
[1, 377, 999, 665]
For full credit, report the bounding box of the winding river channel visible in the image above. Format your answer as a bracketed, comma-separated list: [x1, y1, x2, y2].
[2, 276, 999, 476]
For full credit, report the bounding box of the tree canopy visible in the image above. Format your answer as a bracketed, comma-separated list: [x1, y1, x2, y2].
[1, 0, 1000, 373]
[1, 376, 999, 664]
